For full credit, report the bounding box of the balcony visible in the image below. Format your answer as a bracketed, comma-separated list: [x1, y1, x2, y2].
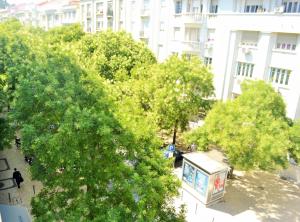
[182, 12, 202, 24]
[211, 13, 300, 33]
[170, 40, 201, 53]
[140, 8, 150, 17]
[182, 41, 201, 52]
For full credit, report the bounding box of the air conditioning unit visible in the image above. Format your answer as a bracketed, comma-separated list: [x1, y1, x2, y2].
[274, 6, 284, 14]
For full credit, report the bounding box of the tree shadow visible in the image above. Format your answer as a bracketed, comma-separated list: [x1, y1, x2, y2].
[209, 171, 300, 222]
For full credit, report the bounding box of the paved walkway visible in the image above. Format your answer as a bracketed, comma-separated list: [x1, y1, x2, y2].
[174, 168, 300, 222]
[0, 142, 43, 219]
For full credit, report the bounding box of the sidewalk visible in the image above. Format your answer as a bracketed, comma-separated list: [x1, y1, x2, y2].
[0, 142, 43, 218]
[174, 167, 300, 222]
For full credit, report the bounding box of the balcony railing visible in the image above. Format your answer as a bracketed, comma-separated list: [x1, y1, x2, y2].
[182, 41, 201, 51]
[181, 12, 202, 23]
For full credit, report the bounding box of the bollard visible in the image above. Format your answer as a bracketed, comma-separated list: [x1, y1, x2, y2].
[8, 193, 11, 203]
[33, 185, 36, 195]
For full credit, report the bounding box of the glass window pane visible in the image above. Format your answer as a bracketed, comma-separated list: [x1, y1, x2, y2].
[270, 68, 275, 82]
[250, 64, 254, 77]
[280, 70, 285, 84]
[293, 2, 298, 12]
[237, 63, 241, 75]
[288, 2, 293, 12]
[245, 64, 249, 76]
[276, 69, 281, 83]
[285, 72, 290, 85]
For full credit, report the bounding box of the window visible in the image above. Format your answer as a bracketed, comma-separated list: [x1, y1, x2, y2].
[283, 1, 300, 13]
[269, 68, 291, 85]
[236, 62, 254, 77]
[160, 21, 165, 31]
[210, 0, 218, 13]
[81, 5, 85, 18]
[241, 31, 259, 46]
[96, 2, 104, 14]
[207, 29, 215, 42]
[161, 0, 166, 7]
[96, 21, 104, 30]
[244, 5, 263, 13]
[158, 44, 164, 61]
[204, 57, 212, 66]
[173, 27, 181, 40]
[107, 1, 113, 16]
[175, 0, 182, 14]
[143, 0, 150, 10]
[87, 3, 91, 14]
[276, 34, 297, 51]
[185, 28, 200, 42]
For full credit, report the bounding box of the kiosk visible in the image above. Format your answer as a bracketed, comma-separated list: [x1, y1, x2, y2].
[181, 152, 229, 205]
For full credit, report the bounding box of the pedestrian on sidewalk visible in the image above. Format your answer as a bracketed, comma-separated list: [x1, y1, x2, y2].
[13, 168, 24, 189]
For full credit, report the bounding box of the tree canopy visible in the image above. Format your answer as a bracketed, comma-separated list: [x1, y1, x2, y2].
[77, 30, 156, 81]
[149, 55, 214, 144]
[0, 21, 185, 221]
[186, 81, 291, 170]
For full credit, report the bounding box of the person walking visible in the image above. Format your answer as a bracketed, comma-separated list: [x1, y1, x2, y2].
[13, 168, 24, 189]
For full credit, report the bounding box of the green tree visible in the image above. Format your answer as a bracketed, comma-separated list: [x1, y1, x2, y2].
[187, 80, 290, 170]
[77, 30, 156, 81]
[289, 120, 300, 163]
[5, 23, 184, 221]
[150, 55, 214, 145]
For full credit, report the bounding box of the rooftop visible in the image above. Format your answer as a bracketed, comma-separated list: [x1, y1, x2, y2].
[183, 151, 229, 174]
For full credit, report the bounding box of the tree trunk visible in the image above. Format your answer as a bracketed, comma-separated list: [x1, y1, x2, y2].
[172, 121, 178, 145]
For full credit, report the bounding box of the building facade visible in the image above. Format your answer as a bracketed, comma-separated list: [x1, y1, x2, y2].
[37, 0, 80, 30]
[1, 0, 300, 119]
[81, 0, 300, 120]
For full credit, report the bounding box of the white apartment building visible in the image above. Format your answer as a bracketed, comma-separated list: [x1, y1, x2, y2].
[80, 0, 116, 32]
[79, 0, 300, 120]
[0, 0, 80, 30]
[37, 0, 80, 30]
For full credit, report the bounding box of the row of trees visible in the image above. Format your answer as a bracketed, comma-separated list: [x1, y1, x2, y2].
[0, 21, 192, 221]
[1, 19, 300, 220]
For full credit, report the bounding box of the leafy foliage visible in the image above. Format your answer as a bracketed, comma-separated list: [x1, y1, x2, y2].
[150, 55, 214, 144]
[77, 30, 156, 81]
[0, 21, 185, 221]
[187, 81, 291, 170]
[289, 120, 300, 163]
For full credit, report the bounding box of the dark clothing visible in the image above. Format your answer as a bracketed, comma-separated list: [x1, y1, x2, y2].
[13, 171, 23, 188]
